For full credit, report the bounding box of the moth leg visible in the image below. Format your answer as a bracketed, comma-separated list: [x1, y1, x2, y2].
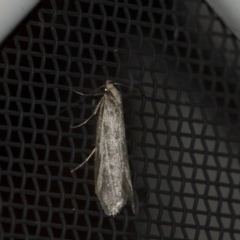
[72, 88, 89, 96]
[70, 97, 104, 128]
[71, 148, 96, 172]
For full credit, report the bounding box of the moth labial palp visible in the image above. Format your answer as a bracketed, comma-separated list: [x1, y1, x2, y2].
[71, 80, 135, 216]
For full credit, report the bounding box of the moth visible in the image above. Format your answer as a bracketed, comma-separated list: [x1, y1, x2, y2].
[71, 80, 135, 216]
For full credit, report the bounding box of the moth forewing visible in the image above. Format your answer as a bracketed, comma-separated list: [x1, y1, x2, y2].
[71, 80, 135, 216]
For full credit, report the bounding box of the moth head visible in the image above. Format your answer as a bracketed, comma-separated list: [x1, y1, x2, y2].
[105, 80, 114, 92]
[105, 80, 121, 103]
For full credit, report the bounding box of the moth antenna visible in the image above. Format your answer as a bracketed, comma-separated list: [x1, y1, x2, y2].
[138, 90, 188, 105]
[70, 84, 106, 96]
[113, 82, 138, 91]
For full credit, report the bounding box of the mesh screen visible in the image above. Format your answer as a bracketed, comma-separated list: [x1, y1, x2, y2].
[0, 0, 240, 239]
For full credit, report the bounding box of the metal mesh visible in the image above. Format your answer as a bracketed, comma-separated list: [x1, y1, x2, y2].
[0, 0, 240, 239]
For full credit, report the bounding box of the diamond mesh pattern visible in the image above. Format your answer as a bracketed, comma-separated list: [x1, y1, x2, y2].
[0, 0, 240, 239]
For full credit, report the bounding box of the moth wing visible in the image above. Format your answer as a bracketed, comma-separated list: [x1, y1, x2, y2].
[94, 96, 135, 216]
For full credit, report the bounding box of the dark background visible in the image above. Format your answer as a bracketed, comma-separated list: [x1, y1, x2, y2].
[0, 0, 240, 239]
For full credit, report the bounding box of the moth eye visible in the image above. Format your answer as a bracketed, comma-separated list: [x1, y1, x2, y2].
[105, 88, 108, 92]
